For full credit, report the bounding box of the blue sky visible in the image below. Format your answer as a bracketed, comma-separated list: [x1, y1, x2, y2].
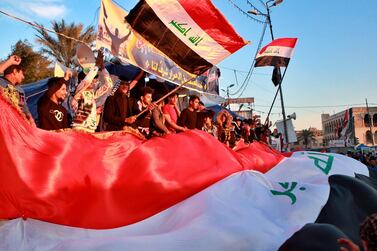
[1, 0, 376, 129]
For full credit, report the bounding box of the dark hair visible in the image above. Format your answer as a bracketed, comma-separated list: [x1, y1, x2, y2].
[4, 65, 22, 76]
[78, 70, 99, 82]
[199, 101, 204, 106]
[189, 95, 200, 103]
[360, 213, 377, 250]
[153, 93, 164, 103]
[140, 86, 154, 97]
[78, 71, 86, 82]
[168, 92, 179, 99]
[45, 77, 67, 97]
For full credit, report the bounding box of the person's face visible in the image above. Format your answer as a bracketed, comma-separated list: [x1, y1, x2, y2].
[54, 84, 67, 102]
[204, 117, 211, 124]
[12, 69, 24, 85]
[118, 83, 130, 95]
[190, 98, 200, 110]
[169, 95, 178, 105]
[198, 104, 205, 111]
[142, 93, 152, 105]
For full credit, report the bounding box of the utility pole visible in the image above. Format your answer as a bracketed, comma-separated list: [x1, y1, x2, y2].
[365, 98, 374, 145]
[265, 0, 289, 150]
[249, 0, 288, 150]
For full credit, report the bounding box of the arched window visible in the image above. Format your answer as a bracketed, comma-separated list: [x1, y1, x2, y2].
[364, 114, 371, 127]
[366, 130, 373, 144]
[373, 114, 377, 127]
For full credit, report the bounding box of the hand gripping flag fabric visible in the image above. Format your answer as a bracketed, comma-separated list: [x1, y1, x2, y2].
[0, 90, 376, 250]
[255, 38, 298, 67]
[125, 0, 249, 75]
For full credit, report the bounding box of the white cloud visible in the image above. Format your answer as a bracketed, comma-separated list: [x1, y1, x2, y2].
[0, 0, 68, 19]
[28, 4, 67, 19]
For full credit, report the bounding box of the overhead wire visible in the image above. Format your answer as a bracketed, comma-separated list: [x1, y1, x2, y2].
[254, 103, 377, 109]
[0, 9, 88, 45]
[219, 66, 270, 76]
[246, 0, 264, 14]
[229, 17, 268, 97]
[226, 0, 266, 24]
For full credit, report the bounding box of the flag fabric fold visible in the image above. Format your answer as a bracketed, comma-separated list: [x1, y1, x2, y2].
[255, 38, 298, 67]
[0, 88, 373, 250]
[0, 151, 369, 251]
[0, 93, 282, 229]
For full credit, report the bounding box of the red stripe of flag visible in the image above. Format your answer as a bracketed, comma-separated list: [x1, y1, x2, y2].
[176, 0, 248, 53]
[259, 38, 297, 55]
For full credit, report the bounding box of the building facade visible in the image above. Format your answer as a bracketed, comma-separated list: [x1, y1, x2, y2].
[322, 107, 377, 146]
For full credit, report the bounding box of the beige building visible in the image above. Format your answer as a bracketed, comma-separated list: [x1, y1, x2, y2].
[321, 107, 377, 146]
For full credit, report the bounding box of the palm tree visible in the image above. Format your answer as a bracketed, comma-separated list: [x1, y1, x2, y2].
[35, 19, 96, 67]
[298, 129, 316, 149]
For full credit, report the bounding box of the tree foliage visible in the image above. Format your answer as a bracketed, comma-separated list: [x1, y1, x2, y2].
[298, 129, 316, 149]
[34, 19, 96, 67]
[9, 40, 53, 84]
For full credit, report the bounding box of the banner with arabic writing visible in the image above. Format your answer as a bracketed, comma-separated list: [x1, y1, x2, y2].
[96, 0, 210, 93]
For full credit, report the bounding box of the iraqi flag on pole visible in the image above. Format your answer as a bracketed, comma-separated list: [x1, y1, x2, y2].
[125, 0, 248, 75]
[255, 38, 298, 67]
[0, 91, 377, 250]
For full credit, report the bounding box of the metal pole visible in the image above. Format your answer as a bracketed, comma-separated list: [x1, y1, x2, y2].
[264, 66, 288, 125]
[266, 2, 289, 150]
[366, 98, 374, 145]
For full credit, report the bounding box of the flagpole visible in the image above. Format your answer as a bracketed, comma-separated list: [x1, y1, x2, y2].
[134, 76, 197, 119]
[264, 66, 288, 125]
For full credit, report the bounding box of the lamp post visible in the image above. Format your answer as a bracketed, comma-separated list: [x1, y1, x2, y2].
[221, 84, 235, 108]
[248, 0, 289, 150]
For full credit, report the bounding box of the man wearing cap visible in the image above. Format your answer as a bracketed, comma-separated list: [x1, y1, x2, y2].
[37, 77, 69, 130]
[103, 79, 138, 131]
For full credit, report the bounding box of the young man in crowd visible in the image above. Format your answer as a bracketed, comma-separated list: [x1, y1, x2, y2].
[103, 80, 138, 131]
[177, 95, 200, 130]
[202, 113, 218, 138]
[150, 94, 170, 137]
[0, 55, 35, 126]
[37, 77, 69, 130]
[135, 87, 155, 137]
[162, 92, 186, 133]
[71, 50, 113, 133]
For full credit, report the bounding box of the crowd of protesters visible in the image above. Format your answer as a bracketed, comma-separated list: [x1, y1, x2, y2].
[0, 53, 283, 149]
[345, 151, 377, 170]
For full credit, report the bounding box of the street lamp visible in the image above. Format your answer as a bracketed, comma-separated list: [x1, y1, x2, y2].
[221, 84, 235, 108]
[248, 0, 289, 151]
[221, 84, 235, 98]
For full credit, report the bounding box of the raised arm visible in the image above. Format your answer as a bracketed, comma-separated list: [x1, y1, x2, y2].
[0, 55, 21, 74]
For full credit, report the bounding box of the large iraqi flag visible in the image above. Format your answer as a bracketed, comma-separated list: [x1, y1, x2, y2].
[125, 0, 248, 75]
[0, 90, 377, 250]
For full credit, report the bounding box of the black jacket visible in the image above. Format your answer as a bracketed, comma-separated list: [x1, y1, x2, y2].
[103, 92, 138, 131]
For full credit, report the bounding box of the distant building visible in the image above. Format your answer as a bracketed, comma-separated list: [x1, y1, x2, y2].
[321, 107, 377, 146]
